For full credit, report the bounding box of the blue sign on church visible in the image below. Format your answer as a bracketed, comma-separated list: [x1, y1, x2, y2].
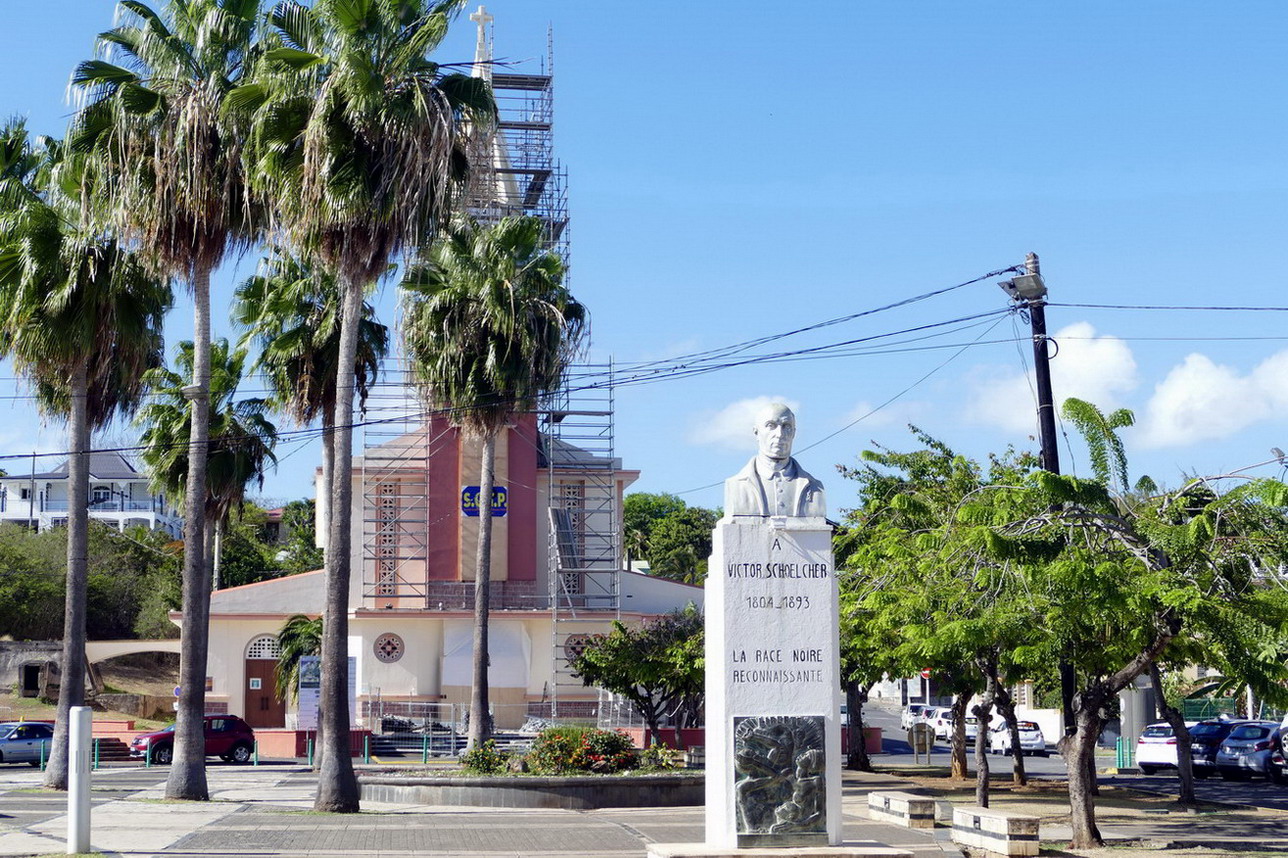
[461, 485, 508, 517]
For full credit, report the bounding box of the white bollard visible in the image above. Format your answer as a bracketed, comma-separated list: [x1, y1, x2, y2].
[68, 706, 91, 854]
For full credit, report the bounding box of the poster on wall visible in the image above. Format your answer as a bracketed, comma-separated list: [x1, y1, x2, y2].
[296, 656, 357, 730]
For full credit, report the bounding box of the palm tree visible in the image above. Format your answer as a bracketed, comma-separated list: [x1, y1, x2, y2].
[241, 0, 494, 811]
[232, 249, 389, 544]
[70, 0, 264, 801]
[402, 215, 585, 749]
[0, 121, 170, 790]
[274, 613, 322, 704]
[136, 339, 278, 589]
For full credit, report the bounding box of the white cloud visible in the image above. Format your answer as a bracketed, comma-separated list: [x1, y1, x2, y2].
[965, 322, 1138, 432]
[689, 395, 801, 450]
[1138, 350, 1288, 448]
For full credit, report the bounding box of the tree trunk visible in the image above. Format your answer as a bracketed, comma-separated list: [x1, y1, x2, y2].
[315, 274, 363, 812]
[211, 517, 223, 591]
[949, 694, 970, 779]
[974, 664, 997, 806]
[1150, 663, 1196, 806]
[994, 684, 1027, 786]
[314, 415, 335, 775]
[467, 431, 497, 750]
[1066, 695, 1106, 848]
[845, 680, 872, 771]
[44, 365, 91, 790]
[167, 266, 212, 802]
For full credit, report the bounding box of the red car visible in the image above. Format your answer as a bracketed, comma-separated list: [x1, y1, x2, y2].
[130, 715, 255, 765]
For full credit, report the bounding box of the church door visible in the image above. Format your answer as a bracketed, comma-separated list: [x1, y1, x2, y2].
[244, 636, 286, 728]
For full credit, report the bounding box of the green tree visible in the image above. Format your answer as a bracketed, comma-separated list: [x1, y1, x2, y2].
[71, 0, 264, 802]
[275, 613, 322, 704]
[137, 339, 278, 590]
[277, 499, 324, 575]
[241, 0, 494, 811]
[232, 249, 388, 548]
[623, 492, 685, 566]
[647, 506, 719, 585]
[572, 605, 704, 739]
[403, 215, 585, 751]
[0, 121, 169, 790]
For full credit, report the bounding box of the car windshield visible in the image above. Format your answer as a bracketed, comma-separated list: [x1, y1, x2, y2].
[1190, 723, 1227, 737]
[1229, 725, 1271, 740]
[1142, 725, 1173, 738]
[0, 725, 16, 740]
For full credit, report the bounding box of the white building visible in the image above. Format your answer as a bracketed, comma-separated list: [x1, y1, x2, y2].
[0, 451, 180, 536]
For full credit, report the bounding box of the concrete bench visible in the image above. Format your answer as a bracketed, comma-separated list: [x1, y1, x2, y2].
[866, 790, 937, 829]
[951, 806, 1039, 857]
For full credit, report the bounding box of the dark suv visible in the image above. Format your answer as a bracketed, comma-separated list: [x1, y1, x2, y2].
[1188, 719, 1242, 779]
[130, 715, 255, 765]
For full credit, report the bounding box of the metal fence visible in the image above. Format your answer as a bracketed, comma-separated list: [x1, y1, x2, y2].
[361, 700, 609, 759]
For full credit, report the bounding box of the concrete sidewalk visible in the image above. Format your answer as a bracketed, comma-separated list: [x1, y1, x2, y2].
[0, 765, 960, 858]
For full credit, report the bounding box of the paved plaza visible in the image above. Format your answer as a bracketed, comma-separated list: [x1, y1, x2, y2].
[0, 765, 961, 858]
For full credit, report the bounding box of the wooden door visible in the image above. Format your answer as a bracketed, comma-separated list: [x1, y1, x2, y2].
[244, 659, 285, 728]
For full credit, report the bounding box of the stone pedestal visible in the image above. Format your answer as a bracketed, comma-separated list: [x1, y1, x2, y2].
[705, 517, 841, 849]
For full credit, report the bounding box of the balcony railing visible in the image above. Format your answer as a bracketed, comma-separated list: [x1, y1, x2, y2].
[36, 500, 170, 514]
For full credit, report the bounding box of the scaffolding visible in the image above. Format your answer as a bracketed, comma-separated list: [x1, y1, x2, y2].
[359, 363, 431, 606]
[542, 363, 621, 718]
[469, 29, 569, 267]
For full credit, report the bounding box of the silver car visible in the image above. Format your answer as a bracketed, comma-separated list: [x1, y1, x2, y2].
[0, 722, 54, 766]
[1216, 720, 1280, 780]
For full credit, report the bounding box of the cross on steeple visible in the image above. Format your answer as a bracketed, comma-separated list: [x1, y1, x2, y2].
[470, 5, 493, 80]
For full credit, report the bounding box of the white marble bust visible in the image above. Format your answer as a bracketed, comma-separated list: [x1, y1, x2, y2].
[723, 402, 826, 518]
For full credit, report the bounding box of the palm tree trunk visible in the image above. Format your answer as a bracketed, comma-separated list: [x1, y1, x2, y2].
[211, 518, 223, 591]
[468, 431, 497, 750]
[44, 365, 91, 790]
[168, 266, 213, 801]
[315, 275, 362, 813]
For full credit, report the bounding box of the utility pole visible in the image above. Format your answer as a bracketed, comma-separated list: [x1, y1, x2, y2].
[1001, 253, 1075, 736]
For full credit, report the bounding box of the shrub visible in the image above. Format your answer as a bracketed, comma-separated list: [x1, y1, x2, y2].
[460, 739, 509, 774]
[526, 726, 638, 774]
[638, 743, 681, 771]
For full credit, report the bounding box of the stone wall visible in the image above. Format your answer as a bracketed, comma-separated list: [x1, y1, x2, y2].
[0, 641, 61, 694]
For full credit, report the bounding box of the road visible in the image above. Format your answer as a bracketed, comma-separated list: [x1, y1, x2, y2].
[866, 700, 1288, 810]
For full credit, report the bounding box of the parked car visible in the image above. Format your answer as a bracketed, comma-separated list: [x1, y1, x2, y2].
[0, 722, 53, 766]
[900, 704, 928, 731]
[1137, 722, 1185, 774]
[130, 715, 255, 765]
[989, 720, 1047, 756]
[924, 707, 954, 740]
[1216, 720, 1280, 780]
[964, 716, 980, 742]
[1187, 719, 1242, 779]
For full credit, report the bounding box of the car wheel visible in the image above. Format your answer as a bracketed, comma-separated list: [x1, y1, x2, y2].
[1140, 765, 1158, 775]
[152, 744, 173, 765]
[229, 743, 252, 764]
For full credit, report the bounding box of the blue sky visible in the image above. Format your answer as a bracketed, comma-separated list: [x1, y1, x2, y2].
[3, 2, 1288, 515]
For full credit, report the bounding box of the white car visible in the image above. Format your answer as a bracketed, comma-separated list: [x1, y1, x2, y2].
[924, 707, 954, 740]
[1136, 721, 1193, 774]
[964, 716, 980, 742]
[990, 720, 1047, 756]
[901, 704, 928, 731]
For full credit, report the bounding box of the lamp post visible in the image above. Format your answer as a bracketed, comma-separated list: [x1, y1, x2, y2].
[1001, 253, 1075, 736]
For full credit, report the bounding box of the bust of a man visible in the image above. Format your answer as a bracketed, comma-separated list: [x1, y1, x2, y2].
[723, 402, 826, 518]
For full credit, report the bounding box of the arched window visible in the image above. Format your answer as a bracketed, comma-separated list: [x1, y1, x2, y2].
[246, 635, 281, 660]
